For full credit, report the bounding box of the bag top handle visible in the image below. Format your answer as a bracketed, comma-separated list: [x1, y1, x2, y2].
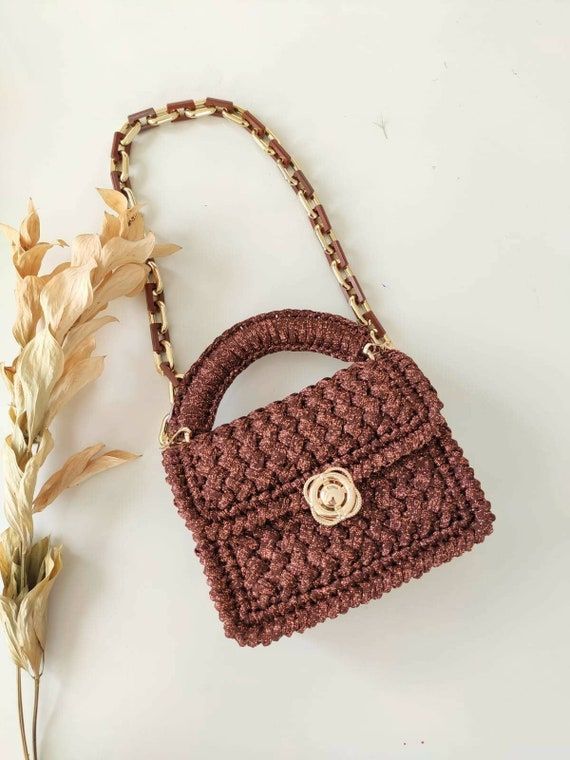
[109, 97, 392, 403]
[168, 309, 370, 439]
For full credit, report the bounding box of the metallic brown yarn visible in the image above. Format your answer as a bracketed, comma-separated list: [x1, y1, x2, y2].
[163, 310, 494, 646]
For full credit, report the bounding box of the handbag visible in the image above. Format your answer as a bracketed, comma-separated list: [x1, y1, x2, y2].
[111, 97, 494, 646]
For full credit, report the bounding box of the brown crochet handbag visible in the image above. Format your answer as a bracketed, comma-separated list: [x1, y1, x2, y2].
[112, 97, 494, 646]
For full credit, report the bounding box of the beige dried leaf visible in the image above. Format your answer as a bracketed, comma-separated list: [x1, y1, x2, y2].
[16, 327, 64, 444]
[3, 433, 55, 576]
[62, 315, 117, 358]
[13, 275, 44, 346]
[100, 232, 155, 271]
[3, 439, 33, 551]
[153, 242, 182, 258]
[8, 420, 27, 463]
[0, 597, 25, 669]
[83, 263, 147, 320]
[19, 432, 54, 517]
[1, 363, 15, 393]
[37, 261, 71, 285]
[33, 443, 104, 511]
[100, 211, 121, 246]
[76, 449, 139, 482]
[34, 445, 138, 512]
[63, 337, 96, 373]
[0, 223, 19, 248]
[13, 242, 54, 278]
[26, 537, 50, 588]
[16, 542, 62, 675]
[70, 233, 102, 269]
[47, 355, 104, 423]
[119, 205, 146, 241]
[97, 188, 128, 215]
[107, 263, 148, 297]
[0, 529, 19, 589]
[9, 564, 20, 603]
[40, 260, 95, 341]
[0, 532, 63, 674]
[19, 199, 40, 250]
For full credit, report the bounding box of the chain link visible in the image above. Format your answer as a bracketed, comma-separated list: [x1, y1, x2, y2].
[111, 97, 392, 395]
[144, 261, 180, 402]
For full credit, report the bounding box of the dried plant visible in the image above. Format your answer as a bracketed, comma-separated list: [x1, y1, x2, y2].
[0, 190, 179, 759]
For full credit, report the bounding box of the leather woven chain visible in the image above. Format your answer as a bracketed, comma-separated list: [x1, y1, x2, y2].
[110, 97, 392, 402]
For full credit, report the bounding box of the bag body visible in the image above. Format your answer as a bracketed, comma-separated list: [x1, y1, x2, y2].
[162, 310, 494, 646]
[112, 97, 494, 645]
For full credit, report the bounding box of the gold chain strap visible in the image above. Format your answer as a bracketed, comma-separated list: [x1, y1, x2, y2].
[111, 97, 393, 400]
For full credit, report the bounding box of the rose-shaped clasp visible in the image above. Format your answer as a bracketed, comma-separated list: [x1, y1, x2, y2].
[303, 466, 362, 527]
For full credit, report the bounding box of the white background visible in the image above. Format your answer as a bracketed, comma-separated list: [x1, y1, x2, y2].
[1, 2, 569, 758]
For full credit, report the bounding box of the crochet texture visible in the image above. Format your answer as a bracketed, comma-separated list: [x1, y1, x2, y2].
[163, 310, 494, 646]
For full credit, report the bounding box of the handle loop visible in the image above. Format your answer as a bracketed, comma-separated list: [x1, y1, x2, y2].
[168, 309, 370, 439]
[110, 97, 392, 401]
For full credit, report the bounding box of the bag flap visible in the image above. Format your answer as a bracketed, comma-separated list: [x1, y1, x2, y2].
[166, 350, 446, 534]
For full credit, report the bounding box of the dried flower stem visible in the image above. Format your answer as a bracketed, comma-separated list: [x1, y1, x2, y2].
[1, 191, 180, 756]
[17, 667, 30, 760]
[32, 676, 40, 760]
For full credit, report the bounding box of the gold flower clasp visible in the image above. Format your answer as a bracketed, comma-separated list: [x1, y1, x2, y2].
[303, 466, 362, 527]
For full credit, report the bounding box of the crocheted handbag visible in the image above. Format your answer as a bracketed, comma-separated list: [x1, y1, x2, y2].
[112, 97, 494, 646]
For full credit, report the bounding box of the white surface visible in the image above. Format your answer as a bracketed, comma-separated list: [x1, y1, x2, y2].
[1, 1, 569, 758]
